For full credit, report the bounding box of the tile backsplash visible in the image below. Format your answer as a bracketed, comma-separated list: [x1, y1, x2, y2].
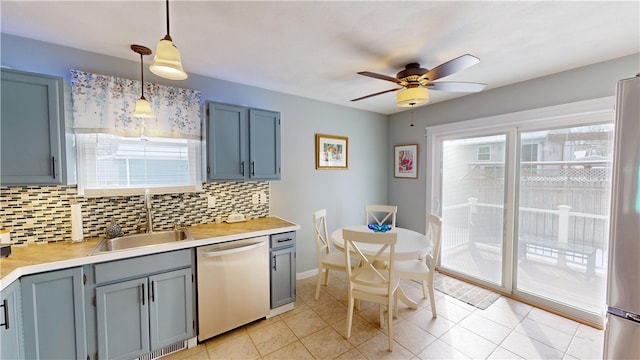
[0, 182, 269, 244]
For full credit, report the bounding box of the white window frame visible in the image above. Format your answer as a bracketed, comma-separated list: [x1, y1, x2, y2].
[76, 133, 202, 197]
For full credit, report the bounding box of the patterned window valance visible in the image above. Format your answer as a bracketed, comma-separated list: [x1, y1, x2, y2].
[70, 69, 202, 139]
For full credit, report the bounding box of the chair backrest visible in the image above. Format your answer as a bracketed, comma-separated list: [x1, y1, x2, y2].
[343, 229, 397, 290]
[365, 205, 397, 227]
[313, 209, 330, 259]
[426, 213, 443, 267]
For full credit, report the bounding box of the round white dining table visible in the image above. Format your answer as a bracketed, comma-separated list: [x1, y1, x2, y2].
[330, 225, 432, 309]
[330, 225, 432, 261]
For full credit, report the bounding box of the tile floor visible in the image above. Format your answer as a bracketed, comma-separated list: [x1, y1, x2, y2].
[165, 273, 604, 360]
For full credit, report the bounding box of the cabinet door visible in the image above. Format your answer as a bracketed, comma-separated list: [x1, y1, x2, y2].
[249, 109, 281, 180]
[21, 267, 86, 360]
[96, 278, 150, 360]
[148, 268, 194, 350]
[1, 280, 24, 360]
[270, 247, 296, 308]
[1, 69, 65, 185]
[207, 102, 247, 180]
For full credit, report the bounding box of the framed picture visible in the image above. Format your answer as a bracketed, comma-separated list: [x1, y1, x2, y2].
[394, 144, 418, 178]
[316, 133, 348, 169]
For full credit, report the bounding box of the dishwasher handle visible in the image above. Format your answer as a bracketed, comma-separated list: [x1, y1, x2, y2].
[200, 240, 266, 258]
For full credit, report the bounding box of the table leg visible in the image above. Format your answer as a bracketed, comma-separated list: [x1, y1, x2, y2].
[397, 287, 418, 309]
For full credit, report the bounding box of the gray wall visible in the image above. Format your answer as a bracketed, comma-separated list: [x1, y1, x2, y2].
[0, 34, 389, 275]
[387, 53, 640, 234]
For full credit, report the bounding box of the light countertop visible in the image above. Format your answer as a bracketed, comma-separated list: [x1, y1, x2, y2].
[0, 216, 299, 290]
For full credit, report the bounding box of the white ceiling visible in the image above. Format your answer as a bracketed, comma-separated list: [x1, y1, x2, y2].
[1, 1, 639, 115]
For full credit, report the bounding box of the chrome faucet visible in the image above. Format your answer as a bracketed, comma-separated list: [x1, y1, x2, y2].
[144, 189, 153, 233]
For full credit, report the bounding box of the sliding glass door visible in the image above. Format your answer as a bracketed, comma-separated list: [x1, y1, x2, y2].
[431, 105, 614, 323]
[439, 134, 508, 286]
[515, 124, 613, 316]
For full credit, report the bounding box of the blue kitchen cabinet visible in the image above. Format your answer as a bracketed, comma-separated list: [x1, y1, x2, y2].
[94, 250, 195, 360]
[206, 101, 281, 181]
[96, 277, 149, 360]
[149, 268, 194, 350]
[21, 267, 87, 360]
[270, 232, 296, 308]
[1, 68, 66, 186]
[1, 279, 24, 360]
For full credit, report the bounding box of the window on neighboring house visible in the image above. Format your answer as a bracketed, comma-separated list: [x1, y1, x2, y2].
[521, 143, 539, 162]
[477, 146, 491, 161]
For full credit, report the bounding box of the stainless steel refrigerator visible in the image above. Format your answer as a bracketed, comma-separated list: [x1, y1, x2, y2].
[603, 74, 640, 359]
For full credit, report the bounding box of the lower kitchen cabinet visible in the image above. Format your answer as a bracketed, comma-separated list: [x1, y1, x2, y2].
[21, 267, 87, 360]
[1, 280, 24, 360]
[94, 250, 195, 360]
[270, 232, 296, 308]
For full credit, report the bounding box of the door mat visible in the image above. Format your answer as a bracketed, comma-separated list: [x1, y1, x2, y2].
[432, 274, 501, 310]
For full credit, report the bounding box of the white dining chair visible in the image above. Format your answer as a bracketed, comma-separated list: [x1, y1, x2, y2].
[365, 204, 397, 227]
[312, 209, 356, 300]
[394, 213, 442, 317]
[343, 228, 399, 351]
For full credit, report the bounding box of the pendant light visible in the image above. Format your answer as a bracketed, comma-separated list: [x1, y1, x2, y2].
[131, 44, 155, 118]
[149, 0, 188, 80]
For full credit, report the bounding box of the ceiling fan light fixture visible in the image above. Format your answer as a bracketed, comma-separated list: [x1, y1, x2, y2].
[396, 87, 429, 107]
[149, 0, 188, 80]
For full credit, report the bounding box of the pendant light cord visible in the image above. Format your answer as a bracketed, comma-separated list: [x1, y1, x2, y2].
[164, 0, 172, 40]
[139, 52, 145, 100]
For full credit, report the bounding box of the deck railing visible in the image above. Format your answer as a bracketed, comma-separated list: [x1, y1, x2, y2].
[442, 198, 609, 270]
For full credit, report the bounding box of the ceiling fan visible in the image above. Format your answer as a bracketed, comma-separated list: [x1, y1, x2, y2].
[351, 54, 486, 107]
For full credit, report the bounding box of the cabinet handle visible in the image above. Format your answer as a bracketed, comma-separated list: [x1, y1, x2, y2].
[272, 255, 277, 271]
[1, 299, 9, 329]
[241, 161, 245, 176]
[151, 281, 155, 302]
[141, 283, 145, 305]
[251, 161, 255, 176]
[277, 238, 292, 243]
[51, 156, 56, 179]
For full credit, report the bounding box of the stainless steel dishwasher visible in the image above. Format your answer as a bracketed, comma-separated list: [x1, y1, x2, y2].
[196, 236, 270, 341]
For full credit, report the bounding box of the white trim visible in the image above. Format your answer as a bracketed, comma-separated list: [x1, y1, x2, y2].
[425, 96, 615, 137]
[83, 184, 202, 198]
[297, 268, 318, 280]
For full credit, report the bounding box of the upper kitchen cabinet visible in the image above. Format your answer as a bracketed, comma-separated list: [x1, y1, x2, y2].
[206, 101, 281, 181]
[1, 69, 67, 186]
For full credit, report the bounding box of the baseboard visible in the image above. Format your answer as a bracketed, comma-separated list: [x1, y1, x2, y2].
[297, 268, 318, 280]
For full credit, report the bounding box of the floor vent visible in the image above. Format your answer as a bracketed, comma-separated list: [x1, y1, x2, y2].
[135, 341, 187, 360]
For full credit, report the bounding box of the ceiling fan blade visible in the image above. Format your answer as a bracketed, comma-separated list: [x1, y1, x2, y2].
[422, 54, 480, 81]
[357, 71, 402, 83]
[428, 81, 487, 92]
[351, 88, 401, 102]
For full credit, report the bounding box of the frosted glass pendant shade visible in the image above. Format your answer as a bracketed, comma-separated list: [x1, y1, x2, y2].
[150, 39, 188, 80]
[396, 87, 429, 107]
[133, 98, 155, 118]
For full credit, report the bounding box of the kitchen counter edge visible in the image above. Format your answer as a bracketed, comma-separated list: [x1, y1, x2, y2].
[0, 216, 300, 291]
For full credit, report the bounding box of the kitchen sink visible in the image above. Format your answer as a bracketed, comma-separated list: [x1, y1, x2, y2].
[90, 229, 193, 255]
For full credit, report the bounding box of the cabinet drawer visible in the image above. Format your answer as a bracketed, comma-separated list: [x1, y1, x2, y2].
[270, 231, 295, 249]
[94, 249, 192, 285]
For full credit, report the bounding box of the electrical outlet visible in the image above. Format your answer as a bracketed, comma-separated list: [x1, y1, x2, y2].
[252, 193, 259, 204]
[207, 196, 216, 208]
[259, 191, 267, 204]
